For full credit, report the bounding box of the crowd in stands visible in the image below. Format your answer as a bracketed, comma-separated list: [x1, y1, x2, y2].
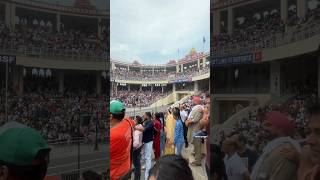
[111, 65, 209, 81]
[111, 90, 169, 108]
[0, 89, 108, 143]
[0, 16, 107, 58]
[213, 86, 320, 180]
[213, 6, 320, 54]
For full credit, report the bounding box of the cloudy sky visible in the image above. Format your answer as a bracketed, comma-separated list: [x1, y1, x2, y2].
[111, 0, 210, 64]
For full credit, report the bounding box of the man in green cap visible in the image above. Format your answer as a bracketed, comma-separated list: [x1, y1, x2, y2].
[0, 122, 51, 180]
[110, 100, 136, 180]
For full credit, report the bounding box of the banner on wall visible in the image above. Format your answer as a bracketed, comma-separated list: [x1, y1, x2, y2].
[212, 53, 253, 66]
[170, 77, 192, 83]
[0, 55, 16, 64]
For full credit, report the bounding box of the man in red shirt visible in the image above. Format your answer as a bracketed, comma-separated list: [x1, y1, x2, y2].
[110, 100, 135, 180]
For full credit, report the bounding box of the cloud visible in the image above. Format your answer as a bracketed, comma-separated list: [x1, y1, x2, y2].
[111, 0, 209, 64]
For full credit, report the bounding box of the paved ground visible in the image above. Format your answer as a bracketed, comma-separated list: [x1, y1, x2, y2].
[47, 144, 109, 178]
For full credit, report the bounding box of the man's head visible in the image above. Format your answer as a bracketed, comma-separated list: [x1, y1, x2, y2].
[109, 100, 126, 126]
[144, 112, 152, 121]
[306, 103, 320, 164]
[221, 138, 238, 155]
[154, 113, 161, 120]
[192, 96, 201, 106]
[0, 126, 51, 180]
[263, 111, 294, 140]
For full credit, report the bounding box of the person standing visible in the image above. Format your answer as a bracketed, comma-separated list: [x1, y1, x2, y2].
[173, 107, 185, 156]
[180, 103, 189, 148]
[110, 100, 135, 180]
[142, 112, 154, 180]
[251, 111, 301, 180]
[222, 138, 251, 180]
[132, 116, 144, 180]
[185, 96, 204, 166]
[164, 108, 176, 155]
[153, 113, 161, 160]
[159, 112, 166, 155]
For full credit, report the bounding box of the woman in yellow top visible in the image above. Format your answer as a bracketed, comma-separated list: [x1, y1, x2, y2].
[164, 109, 176, 155]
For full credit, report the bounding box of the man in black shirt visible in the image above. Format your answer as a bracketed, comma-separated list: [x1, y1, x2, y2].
[142, 112, 154, 180]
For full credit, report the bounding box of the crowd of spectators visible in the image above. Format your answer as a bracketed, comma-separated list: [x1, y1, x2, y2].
[111, 90, 169, 108]
[216, 86, 317, 155]
[212, 6, 320, 55]
[111, 66, 209, 81]
[0, 89, 108, 143]
[0, 16, 107, 58]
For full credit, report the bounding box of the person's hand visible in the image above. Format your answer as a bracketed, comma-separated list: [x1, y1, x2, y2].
[279, 146, 300, 164]
[185, 119, 192, 126]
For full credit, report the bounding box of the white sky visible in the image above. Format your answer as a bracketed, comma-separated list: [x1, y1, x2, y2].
[110, 0, 210, 64]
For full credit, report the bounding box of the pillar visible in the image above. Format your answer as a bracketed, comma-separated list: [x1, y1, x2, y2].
[281, 0, 288, 23]
[162, 86, 164, 93]
[58, 70, 64, 94]
[212, 10, 221, 35]
[111, 62, 115, 70]
[127, 65, 130, 71]
[297, 0, 306, 19]
[128, 84, 130, 91]
[227, 7, 233, 35]
[203, 57, 206, 68]
[197, 59, 200, 70]
[115, 82, 118, 94]
[181, 64, 184, 72]
[5, 3, 11, 28]
[270, 61, 281, 97]
[194, 81, 199, 92]
[19, 67, 24, 94]
[57, 14, 61, 32]
[151, 85, 153, 92]
[96, 71, 101, 95]
[140, 85, 142, 91]
[98, 17, 101, 38]
[173, 83, 176, 92]
[176, 65, 179, 73]
[318, 56, 320, 98]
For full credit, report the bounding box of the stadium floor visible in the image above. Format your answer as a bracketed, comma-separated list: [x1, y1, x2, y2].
[47, 144, 109, 177]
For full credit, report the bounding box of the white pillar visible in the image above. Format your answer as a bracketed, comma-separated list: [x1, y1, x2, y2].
[57, 14, 61, 32]
[58, 70, 64, 94]
[173, 84, 176, 92]
[152, 67, 154, 75]
[162, 86, 164, 93]
[96, 71, 101, 95]
[227, 7, 233, 35]
[194, 81, 199, 92]
[203, 57, 206, 68]
[197, 59, 200, 70]
[297, 0, 306, 19]
[151, 85, 153, 92]
[281, 0, 288, 23]
[140, 85, 142, 91]
[128, 84, 130, 91]
[270, 62, 281, 97]
[181, 64, 184, 72]
[176, 65, 179, 73]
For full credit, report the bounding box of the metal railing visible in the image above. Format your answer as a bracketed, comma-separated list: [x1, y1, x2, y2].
[0, 45, 107, 61]
[213, 20, 320, 56]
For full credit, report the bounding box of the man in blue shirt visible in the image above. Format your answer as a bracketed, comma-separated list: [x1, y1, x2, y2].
[142, 112, 154, 180]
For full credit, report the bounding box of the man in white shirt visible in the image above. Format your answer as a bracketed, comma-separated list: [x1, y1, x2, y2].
[180, 102, 188, 147]
[222, 138, 250, 180]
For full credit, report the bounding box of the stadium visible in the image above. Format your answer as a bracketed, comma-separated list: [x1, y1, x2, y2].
[0, 0, 108, 179]
[211, 0, 320, 179]
[110, 49, 210, 180]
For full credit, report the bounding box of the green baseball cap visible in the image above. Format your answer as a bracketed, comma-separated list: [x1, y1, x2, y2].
[110, 100, 125, 114]
[0, 123, 51, 166]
